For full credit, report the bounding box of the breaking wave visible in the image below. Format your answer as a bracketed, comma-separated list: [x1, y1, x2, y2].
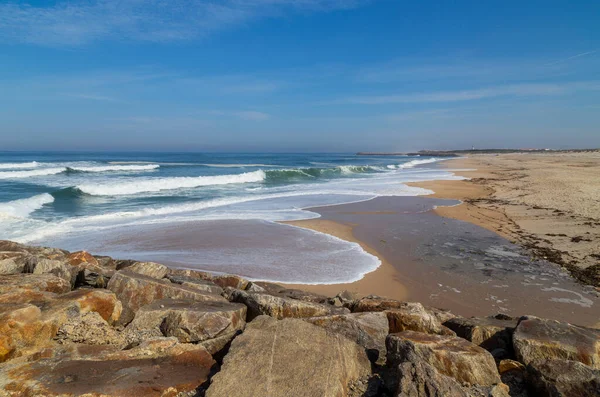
[387, 158, 440, 169]
[66, 164, 160, 173]
[0, 161, 39, 169]
[0, 167, 66, 179]
[76, 170, 267, 196]
[0, 193, 54, 218]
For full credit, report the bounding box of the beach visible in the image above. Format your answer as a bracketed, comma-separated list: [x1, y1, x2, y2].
[284, 153, 600, 326]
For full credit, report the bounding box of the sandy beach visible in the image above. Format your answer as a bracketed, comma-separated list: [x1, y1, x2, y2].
[284, 153, 600, 326]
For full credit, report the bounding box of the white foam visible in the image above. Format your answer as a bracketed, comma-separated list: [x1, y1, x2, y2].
[69, 164, 159, 172]
[0, 167, 66, 179]
[388, 158, 441, 169]
[200, 163, 281, 168]
[76, 170, 266, 196]
[0, 193, 54, 219]
[0, 161, 39, 169]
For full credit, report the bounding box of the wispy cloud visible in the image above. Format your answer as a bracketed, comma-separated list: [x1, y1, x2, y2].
[332, 81, 600, 105]
[0, 0, 367, 46]
[545, 50, 599, 66]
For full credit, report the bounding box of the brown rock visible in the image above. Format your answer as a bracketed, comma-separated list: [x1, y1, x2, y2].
[167, 268, 213, 280]
[0, 288, 57, 305]
[0, 303, 56, 362]
[229, 289, 349, 321]
[395, 359, 470, 397]
[127, 261, 169, 279]
[54, 288, 122, 324]
[0, 338, 215, 396]
[67, 250, 99, 267]
[55, 311, 125, 346]
[527, 359, 600, 397]
[350, 295, 405, 312]
[513, 315, 600, 369]
[498, 360, 528, 397]
[444, 314, 517, 359]
[125, 299, 246, 347]
[0, 273, 71, 294]
[387, 330, 502, 386]
[107, 269, 227, 325]
[212, 274, 250, 289]
[68, 250, 114, 288]
[205, 316, 371, 397]
[166, 274, 223, 295]
[305, 312, 389, 364]
[31, 258, 74, 285]
[385, 302, 456, 336]
[0, 252, 34, 275]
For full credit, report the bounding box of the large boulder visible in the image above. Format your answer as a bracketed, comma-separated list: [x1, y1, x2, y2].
[0, 274, 71, 294]
[68, 251, 114, 288]
[513, 316, 600, 368]
[125, 299, 246, 351]
[212, 274, 250, 290]
[387, 330, 502, 387]
[252, 282, 329, 303]
[0, 303, 56, 362]
[229, 289, 348, 321]
[350, 295, 406, 312]
[385, 302, 455, 336]
[0, 252, 34, 275]
[304, 312, 389, 364]
[205, 316, 371, 397]
[53, 288, 122, 325]
[444, 314, 517, 359]
[107, 270, 227, 325]
[394, 359, 470, 397]
[31, 258, 74, 286]
[126, 261, 169, 279]
[527, 359, 600, 396]
[166, 274, 223, 295]
[0, 338, 215, 396]
[55, 311, 125, 346]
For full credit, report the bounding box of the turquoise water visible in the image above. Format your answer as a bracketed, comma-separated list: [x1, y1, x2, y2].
[0, 152, 463, 282]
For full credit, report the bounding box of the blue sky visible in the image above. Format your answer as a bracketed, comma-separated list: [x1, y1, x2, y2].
[0, 0, 599, 152]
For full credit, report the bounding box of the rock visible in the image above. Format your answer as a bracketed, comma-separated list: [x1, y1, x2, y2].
[527, 359, 600, 396]
[107, 269, 227, 325]
[229, 289, 349, 321]
[205, 316, 371, 397]
[305, 312, 389, 364]
[125, 299, 246, 347]
[167, 268, 214, 280]
[55, 312, 125, 346]
[126, 261, 169, 279]
[54, 289, 122, 325]
[31, 258, 74, 286]
[166, 274, 223, 295]
[68, 250, 114, 288]
[394, 359, 471, 396]
[350, 295, 406, 312]
[0, 252, 34, 275]
[0, 241, 68, 259]
[387, 330, 502, 386]
[212, 274, 250, 290]
[0, 338, 215, 396]
[0, 273, 71, 294]
[385, 302, 456, 336]
[498, 360, 528, 397]
[327, 290, 360, 307]
[0, 289, 57, 305]
[513, 315, 600, 368]
[0, 303, 56, 362]
[245, 282, 329, 303]
[444, 314, 517, 359]
[245, 281, 267, 292]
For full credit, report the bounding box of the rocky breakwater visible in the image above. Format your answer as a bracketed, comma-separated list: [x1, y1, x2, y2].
[0, 240, 598, 396]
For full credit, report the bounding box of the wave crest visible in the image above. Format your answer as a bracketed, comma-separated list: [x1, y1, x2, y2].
[76, 170, 266, 196]
[0, 161, 39, 170]
[0, 193, 54, 218]
[0, 167, 66, 179]
[67, 164, 159, 173]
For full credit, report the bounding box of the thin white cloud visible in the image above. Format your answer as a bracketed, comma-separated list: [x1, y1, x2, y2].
[0, 0, 367, 46]
[333, 81, 600, 105]
[545, 50, 598, 66]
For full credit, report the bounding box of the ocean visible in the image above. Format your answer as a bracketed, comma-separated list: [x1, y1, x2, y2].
[0, 152, 463, 283]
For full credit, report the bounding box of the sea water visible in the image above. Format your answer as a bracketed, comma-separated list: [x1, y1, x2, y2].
[0, 152, 463, 283]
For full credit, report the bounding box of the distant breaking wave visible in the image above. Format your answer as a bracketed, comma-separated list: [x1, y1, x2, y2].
[387, 158, 440, 169]
[0, 167, 67, 179]
[0, 161, 39, 170]
[67, 164, 159, 173]
[0, 193, 54, 218]
[76, 170, 267, 196]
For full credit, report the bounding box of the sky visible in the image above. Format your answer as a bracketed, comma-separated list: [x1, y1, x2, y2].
[0, 0, 599, 152]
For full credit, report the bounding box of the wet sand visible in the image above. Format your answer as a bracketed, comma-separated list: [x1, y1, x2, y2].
[410, 154, 600, 286]
[286, 196, 599, 326]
